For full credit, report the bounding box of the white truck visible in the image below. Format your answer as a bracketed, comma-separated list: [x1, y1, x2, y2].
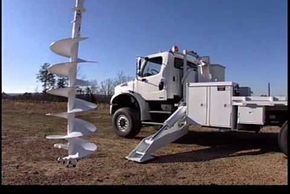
[110, 46, 288, 163]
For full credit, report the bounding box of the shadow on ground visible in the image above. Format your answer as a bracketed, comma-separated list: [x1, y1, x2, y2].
[140, 130, 281, 163]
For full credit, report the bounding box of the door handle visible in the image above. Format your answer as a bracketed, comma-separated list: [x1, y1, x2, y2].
[141, 78, 147, 82]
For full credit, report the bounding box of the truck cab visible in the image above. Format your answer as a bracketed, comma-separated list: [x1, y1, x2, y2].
[110, 46, 218, 137]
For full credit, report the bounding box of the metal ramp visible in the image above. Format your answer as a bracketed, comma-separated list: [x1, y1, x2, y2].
[126, 105, 189, 163]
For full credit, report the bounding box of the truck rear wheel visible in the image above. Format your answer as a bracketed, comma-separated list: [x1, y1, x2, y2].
[112, 107, 141, 138]
[278, 121, 288, 155]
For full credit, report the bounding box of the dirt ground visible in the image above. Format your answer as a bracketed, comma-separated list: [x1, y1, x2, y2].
[1, 100, 288, 185]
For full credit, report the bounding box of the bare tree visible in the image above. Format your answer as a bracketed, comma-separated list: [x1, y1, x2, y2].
[89, 80, 99, 94]
[84, 72, 133, 96]
[100, 78, 115, 96]
[114, 71, 134, 86]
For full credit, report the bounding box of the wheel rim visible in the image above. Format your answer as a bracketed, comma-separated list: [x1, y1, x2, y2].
[116, 115, 130, 133]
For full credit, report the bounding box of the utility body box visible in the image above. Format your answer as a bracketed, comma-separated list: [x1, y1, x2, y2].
[186, 82, 237, 129]
[237, 106, 265, 125]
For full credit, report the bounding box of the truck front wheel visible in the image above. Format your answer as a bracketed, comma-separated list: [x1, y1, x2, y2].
[112, 108, 141, 138]
[278, 121, 288, 155]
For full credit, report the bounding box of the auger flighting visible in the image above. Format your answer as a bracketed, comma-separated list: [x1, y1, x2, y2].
[46, 0, 97, 167]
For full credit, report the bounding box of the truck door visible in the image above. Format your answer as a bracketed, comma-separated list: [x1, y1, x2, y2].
[170, 57, 198, 100]
[136, 56, 166, 101]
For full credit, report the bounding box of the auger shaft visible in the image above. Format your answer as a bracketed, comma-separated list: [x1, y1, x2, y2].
[46, 0, 97, 167]
[68, 0, 85, 134]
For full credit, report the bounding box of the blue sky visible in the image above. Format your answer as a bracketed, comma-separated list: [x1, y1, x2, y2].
[2, 0, 288, 95]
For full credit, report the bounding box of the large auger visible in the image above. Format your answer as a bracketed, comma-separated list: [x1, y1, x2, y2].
[45, 0, 97, 168]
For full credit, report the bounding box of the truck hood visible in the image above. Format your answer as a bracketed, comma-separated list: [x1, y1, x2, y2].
[114, 80, 135, 95]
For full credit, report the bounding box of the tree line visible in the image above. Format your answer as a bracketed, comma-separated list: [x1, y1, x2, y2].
[2, 63, 134, 103]
[36, 63, 134, 96]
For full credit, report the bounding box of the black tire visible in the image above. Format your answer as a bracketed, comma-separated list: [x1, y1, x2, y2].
[112, 107, 141, 138]
[278, 121, 288, 155]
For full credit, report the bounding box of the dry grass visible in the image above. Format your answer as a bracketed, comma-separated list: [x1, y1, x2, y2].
[1, 99, 288, 185]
